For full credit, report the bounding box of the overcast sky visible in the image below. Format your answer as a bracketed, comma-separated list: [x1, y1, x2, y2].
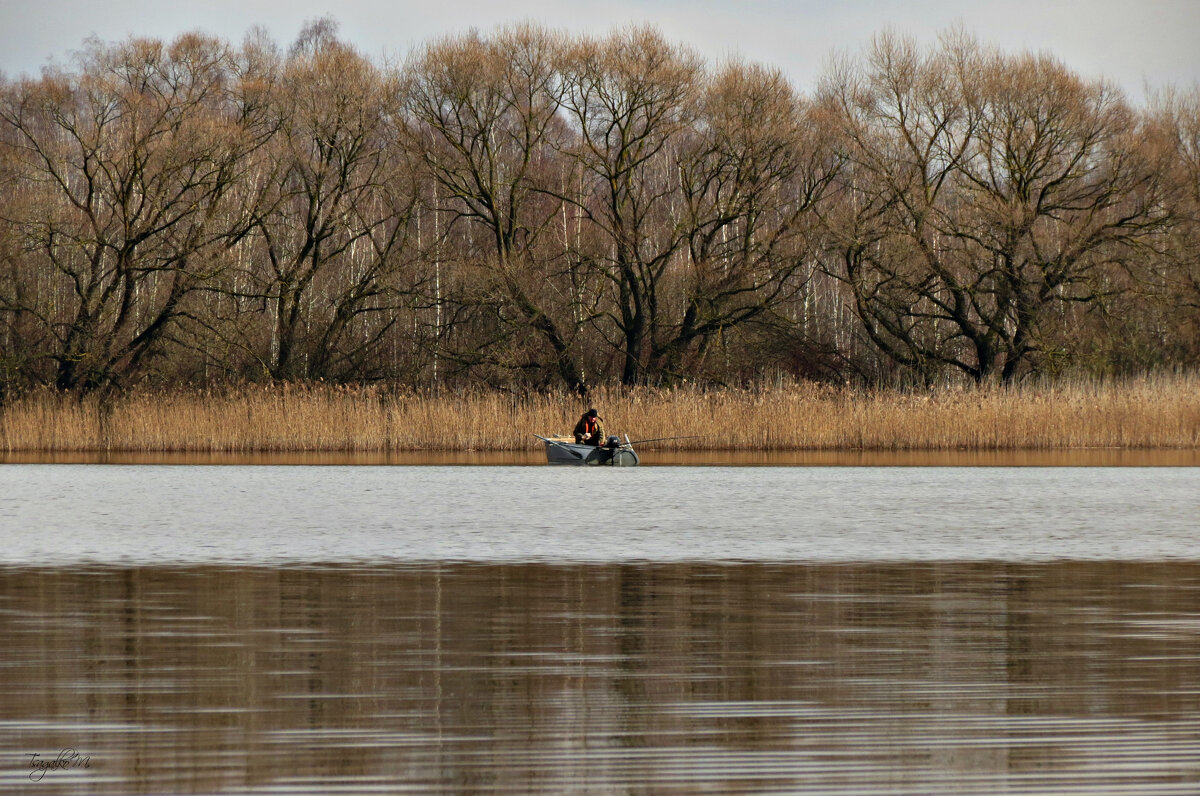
[1, 0, 1196, 104]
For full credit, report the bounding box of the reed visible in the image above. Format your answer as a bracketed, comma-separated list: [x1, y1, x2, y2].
[1, 375, 1198, 453]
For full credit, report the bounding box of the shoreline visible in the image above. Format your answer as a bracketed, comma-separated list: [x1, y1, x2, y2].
[3, 448, 1200, 467]
[1, 376, 1198, 456]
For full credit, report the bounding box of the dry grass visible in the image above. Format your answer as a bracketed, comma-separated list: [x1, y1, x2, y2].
[1, 375, 1198, 453]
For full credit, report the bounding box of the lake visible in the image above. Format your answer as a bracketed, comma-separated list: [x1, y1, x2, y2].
[1, 464, 1198, 793]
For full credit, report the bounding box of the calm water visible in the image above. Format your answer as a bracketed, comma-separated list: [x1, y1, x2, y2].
[1, 465, 1199, 793]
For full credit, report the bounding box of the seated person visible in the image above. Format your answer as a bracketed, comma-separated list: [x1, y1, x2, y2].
[573, 408, 604, 446]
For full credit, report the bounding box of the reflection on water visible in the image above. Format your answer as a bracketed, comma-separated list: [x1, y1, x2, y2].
[2, 562, 1199, 794]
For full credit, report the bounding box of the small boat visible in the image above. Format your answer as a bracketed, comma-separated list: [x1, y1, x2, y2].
[534, 434, 640, 466]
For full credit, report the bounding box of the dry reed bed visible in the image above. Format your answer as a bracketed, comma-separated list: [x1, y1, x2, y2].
[1, 376, 1198, 453]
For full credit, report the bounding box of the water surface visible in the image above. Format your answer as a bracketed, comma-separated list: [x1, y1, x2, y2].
[1, 464, 1198, 793]
[2, 562, 1199, 794]
[1, 465, 1198, 565]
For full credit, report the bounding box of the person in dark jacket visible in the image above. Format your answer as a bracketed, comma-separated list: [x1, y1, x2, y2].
[573, 408, 605, 446]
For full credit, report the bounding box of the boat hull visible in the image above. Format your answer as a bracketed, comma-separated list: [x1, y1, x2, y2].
[542, 439, 639, 466]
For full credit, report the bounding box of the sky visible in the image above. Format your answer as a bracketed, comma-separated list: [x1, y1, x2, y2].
[1, 0, 1197, 104]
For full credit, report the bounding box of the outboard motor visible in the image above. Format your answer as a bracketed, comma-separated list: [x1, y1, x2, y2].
[603, 435, 638, 466]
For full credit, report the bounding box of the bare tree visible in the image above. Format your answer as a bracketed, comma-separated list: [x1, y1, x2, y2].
[663, 61, 840, 380]
[1, 22, 1196, 394]
[401, 23, 589, 392]
[556, 26, 702, 385]
[1153, 86, 1200, 312]
[0, 33, 253, 392]
[221, 21, 416, 380]
[821, 31, 1171, 384]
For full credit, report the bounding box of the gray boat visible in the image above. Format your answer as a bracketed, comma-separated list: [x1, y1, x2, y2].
[535, 434, 639, 466]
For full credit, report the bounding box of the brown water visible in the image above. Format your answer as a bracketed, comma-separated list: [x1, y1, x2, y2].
[1, 463, 1198, 793]
[2, 562, 1199, 794]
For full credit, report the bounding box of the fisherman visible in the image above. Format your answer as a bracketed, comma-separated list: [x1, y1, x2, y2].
[573, 408, 605, 446]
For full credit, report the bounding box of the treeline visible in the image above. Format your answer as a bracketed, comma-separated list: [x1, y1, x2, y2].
[1, 20, 1197, 397]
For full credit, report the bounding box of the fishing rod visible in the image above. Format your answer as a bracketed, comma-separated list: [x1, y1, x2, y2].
[624, 434, 704, 446]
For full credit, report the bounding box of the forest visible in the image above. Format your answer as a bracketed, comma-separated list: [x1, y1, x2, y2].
[1, 19, 1197, 400]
